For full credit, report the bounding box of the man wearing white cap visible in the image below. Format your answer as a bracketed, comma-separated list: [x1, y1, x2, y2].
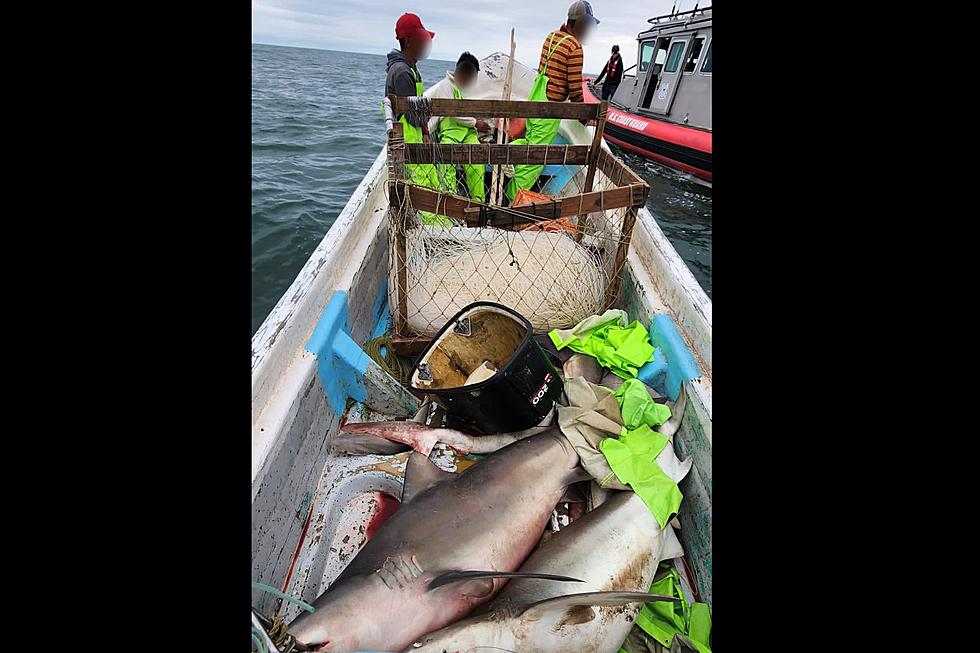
[506, 1, 599, 202]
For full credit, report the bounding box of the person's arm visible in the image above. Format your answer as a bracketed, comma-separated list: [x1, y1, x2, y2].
[567, 43, 585, 103]
[426, 80, 450, 136]
[594, 59, 608, 84]
[392, 66, 427, 129]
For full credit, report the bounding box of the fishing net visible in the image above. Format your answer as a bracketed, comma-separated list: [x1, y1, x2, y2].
[386, 98, 644, 344]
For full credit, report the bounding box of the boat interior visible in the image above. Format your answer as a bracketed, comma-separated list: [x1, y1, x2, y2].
[251, 52, 712, 633]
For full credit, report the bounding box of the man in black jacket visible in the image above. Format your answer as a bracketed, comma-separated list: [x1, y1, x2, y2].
[594, 44, 623, 101]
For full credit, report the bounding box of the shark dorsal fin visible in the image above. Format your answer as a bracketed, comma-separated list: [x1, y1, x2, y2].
[427, 570, 584, 592]
[520, 591, 681, 624]
[402, 452, 455, 503]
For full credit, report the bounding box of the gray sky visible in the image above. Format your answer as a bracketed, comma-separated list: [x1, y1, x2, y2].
[253, 0, 681, 74]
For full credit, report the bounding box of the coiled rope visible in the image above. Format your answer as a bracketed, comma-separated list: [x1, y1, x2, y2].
[363, 334, 411, 384]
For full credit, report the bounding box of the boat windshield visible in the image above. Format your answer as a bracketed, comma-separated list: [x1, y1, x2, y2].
[684, 38, 705, 73]
[665, 41, 686, 73]
[639, 41, 655, 72]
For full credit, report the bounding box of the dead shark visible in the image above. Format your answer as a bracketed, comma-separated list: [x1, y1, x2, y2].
[408, 490, 684, 653]
[287, 429, 588, 652]
[333, 420, 552, 456]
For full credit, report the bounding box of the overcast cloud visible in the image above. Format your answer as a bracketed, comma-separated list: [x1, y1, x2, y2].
[253, 0, 682, 74]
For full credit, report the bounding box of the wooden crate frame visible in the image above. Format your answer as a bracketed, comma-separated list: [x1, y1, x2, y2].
[385, 96, 649, 355]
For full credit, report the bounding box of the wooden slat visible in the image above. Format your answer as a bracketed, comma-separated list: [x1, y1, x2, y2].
[389, 335, 432, 357]
[389, 95, 601, 120]
[490, 29, 517, 206]
[575, 100, 609, 243]
[387, 122, 410, 337]
[391, 181, 647, 227]
[403, 143, 590, 165]
[597, 147, 647, 187]
[604, 205, 639, 307]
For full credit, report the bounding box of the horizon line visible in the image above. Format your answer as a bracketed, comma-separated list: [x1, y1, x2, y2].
[252, 42, 602, 76]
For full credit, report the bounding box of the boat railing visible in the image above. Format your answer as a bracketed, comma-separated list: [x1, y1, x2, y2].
[384, 95, 650, 355]
[647, 4, 711, 24]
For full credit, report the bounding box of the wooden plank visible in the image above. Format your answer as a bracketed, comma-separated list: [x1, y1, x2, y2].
[392, 181, 645, 227]
[604, 205, 638, 307]
[597, 147, 647, 188]
[389, 95, 600, 120]
[575, 100, 609, 243]
[387, 122, 410, 337]
[390, 335, 431, 357]
[404, 143, 590, 165]
[490, 29, 517, 206]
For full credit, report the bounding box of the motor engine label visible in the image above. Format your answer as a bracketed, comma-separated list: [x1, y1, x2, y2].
[531, 372, 554, 406]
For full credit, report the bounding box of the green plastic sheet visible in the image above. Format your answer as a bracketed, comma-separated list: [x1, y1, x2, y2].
[631, 564, 712, 653]
[614, 378, 671, 429]
[599, 424, 682, 528]
[550, 310, 655, 379]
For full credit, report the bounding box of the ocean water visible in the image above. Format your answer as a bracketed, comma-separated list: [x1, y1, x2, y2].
[252, 43, 712, 334]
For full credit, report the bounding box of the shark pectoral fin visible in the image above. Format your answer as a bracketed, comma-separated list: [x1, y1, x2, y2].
[426, 571, 584, 592]
[520, 591, 683, 623]
[457, 576, 496, 598]
[332, 432, 412, 455]
[402, 452, 456, 503]
[658, 384, 687, 437]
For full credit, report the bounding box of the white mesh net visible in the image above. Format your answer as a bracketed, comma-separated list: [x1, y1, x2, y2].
[386, 99, 641, 342]
[389, 167, 633, 338]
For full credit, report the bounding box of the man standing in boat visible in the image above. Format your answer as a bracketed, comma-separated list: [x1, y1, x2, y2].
[427, 52, 490, 203]
[594, 44, 623, 101]
[505, 1, 599, 202]
[386, 12, 444, 220]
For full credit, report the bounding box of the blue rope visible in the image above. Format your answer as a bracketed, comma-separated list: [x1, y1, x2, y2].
[251, 630, 268, 653]
[251, 581, 316, 613]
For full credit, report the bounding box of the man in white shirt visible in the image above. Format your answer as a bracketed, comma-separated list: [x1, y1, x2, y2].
[426, 52, 490, 202]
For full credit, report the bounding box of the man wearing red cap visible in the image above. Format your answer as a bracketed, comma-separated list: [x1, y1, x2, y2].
[387, 13, 444, 220]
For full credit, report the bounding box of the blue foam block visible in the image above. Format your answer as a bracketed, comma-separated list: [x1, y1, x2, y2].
[637, 314, 702, 400]
[305, 291, 371, 414]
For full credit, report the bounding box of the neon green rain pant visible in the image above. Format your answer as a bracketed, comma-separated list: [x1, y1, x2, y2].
[439, 128, 485, 202]
[505, 116, 561, 201]
[505, 32, 570, 201]
[549, 309, 656, 379]
[401, 115, 453, 227]
[622, 563, 712, 653]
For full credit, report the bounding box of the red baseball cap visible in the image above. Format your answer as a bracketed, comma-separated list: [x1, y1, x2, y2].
[395, 13, 435, 41]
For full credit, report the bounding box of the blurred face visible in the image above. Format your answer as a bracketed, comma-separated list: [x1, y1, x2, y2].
[455, 67, 477, 89]
[576, 21, 595, 44]
[407, 33, 432, 60]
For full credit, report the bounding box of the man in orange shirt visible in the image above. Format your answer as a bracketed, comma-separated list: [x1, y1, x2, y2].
[506, 1, 599, 201]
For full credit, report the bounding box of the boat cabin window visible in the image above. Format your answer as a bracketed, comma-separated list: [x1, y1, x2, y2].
[665, 41, 686, 73]
[642, 39, 671, 76]
[639, 41, 655, 72]
[653, 41, 669, 75]
[700, 40, 712, 74]
[683, 37, 705, 74]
